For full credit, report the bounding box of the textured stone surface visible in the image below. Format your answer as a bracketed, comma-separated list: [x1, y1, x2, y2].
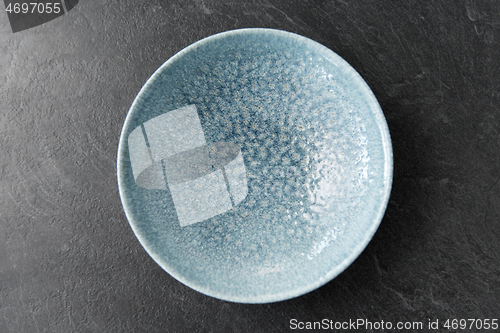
[0, 0, 499, 332]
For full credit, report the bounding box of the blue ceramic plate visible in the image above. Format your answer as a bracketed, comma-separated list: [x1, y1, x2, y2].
[117, 28, 392, 303]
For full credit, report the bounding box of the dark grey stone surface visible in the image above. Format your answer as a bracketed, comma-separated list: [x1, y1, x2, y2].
[1, 0, 499, 332]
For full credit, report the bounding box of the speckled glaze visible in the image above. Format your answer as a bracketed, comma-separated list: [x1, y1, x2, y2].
[117, 28, 393, 303]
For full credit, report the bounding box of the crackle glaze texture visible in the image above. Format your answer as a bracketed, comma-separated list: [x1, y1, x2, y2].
[118, 29, 392, 303]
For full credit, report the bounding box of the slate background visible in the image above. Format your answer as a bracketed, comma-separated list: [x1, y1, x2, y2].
[1, 1, 499, 332]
